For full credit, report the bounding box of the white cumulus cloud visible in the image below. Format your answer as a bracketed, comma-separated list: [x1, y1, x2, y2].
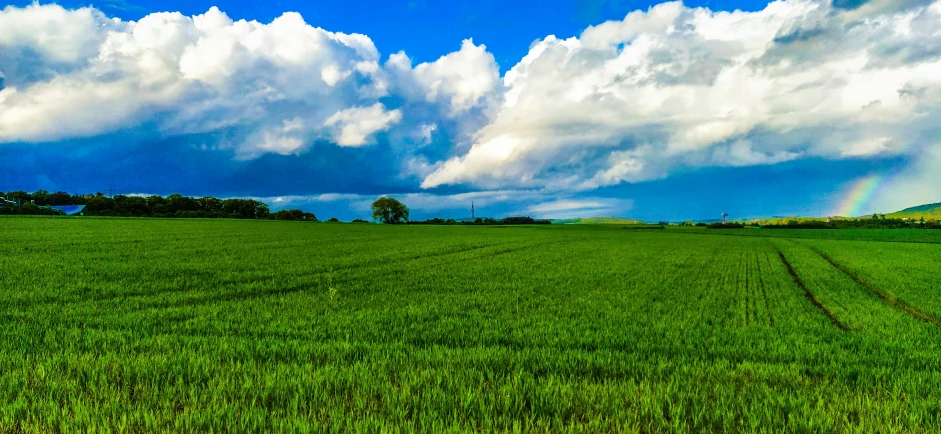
[323, 103, 402, 147]
[421, 0, 941, 192]
[386, 39, 501, 117]
[0, 5, 394, 154]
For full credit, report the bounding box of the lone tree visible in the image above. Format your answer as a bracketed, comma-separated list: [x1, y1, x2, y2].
[372, 197, 409, 224]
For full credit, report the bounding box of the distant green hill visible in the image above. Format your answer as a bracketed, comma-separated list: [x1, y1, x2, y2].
[745, 216, 821, 225]
[552, 217, 645, 225]
[887, 202, 941, 220]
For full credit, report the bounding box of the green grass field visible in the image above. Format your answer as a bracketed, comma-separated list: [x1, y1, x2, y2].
[3, 217, 941, 432]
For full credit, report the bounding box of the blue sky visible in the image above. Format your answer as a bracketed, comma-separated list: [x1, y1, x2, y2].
[1, 0, 939, 220]
[8, 0, 772, 68]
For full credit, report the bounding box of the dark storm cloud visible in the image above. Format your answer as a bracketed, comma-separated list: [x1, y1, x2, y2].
[0, 134, 415, 197]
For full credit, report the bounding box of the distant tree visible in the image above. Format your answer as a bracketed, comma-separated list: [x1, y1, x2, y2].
[115, 195, 149, 216]
[254, 202, 271, 219]
[84, 195, 113, 214]
[371, 197, 410, 224]
[32, 190, 50, 205]
[146, 195, 165, 210]
[220, 198, 269, 219]
[351, 219, 369, 223]
[270, 209, 317, 221]
[327, 217, 340, 222]
[47, 191, 73, 205]
[7, 191, 30, 204]
[11, 202, 61, 215]
[68, 193, 88, 205]
[501, 216, 535, 224]
[198, 196, 224, 213]
[707, 222, 745, 229]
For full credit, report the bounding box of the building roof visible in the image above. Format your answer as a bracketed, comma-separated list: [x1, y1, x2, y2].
[50, 205, 86, 215]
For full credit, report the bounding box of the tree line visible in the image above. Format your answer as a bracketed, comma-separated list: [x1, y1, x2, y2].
[0, 192, 551, 225]
[407, 216, 552, 225]
[0, 190, 316, 221]
[762, 217, 941, 230]
[369, 196, 550, 225]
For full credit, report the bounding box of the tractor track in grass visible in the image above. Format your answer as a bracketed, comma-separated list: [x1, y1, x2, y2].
[809, 247, 941, 328]
[775, 249, 849, 331]
[757, 252, 774, 327]
[743, 250, 751, 326]
[124, 240, 562, 311]
[2, 242, 517, 311]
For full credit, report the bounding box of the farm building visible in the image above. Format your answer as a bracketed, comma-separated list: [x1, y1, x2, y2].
[51, 205, 86, 216]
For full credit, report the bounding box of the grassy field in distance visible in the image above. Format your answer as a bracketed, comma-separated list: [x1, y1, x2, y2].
[550, 216, 645, 224]
[887, 202, 941, 220]
[3, 217, 941, 432]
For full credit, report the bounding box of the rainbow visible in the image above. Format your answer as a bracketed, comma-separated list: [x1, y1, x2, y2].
[833, 175, 883, 217]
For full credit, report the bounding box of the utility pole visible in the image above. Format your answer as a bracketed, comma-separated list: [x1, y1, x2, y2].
[106, 187, 115, 198]
[471, 202, 475, 220]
